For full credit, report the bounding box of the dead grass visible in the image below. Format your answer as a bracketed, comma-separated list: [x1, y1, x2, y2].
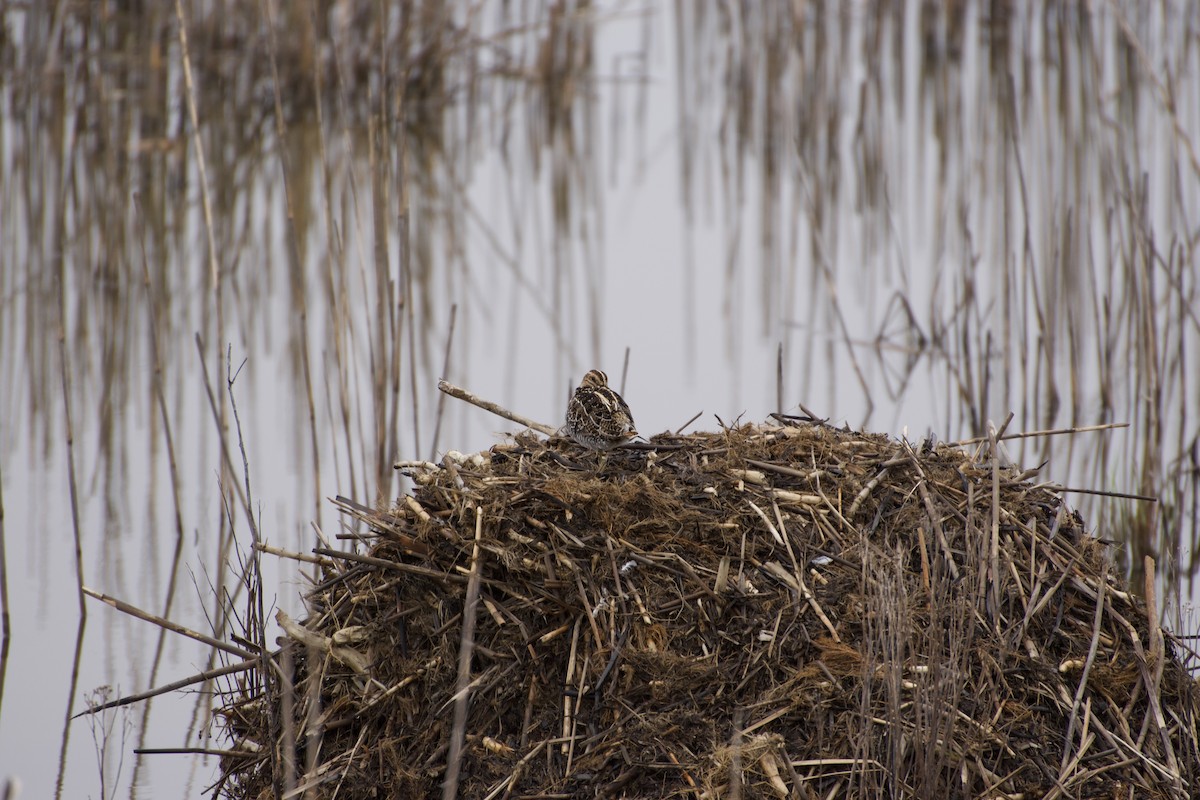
[216, 420, 1199, 799]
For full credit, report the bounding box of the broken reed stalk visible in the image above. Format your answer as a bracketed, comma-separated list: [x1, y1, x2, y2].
[442, 505, 485, 800]
[674, 409, 704, 435]
[135, 747, 258, 758]
[82, 587, 257, 660]
[195, 330, 256, 772]
[254, 541, 336, 567]
[78, 659, 257, 718]
[989, 421, 1002, 627]
[399, 133, 419, 470]
[1049, 484, 1159, 503]
[313, 546, 464, 583]
[430, 304, 459, 461]
[619, 346, 631, 396]
[1142, 555, 1182, 784]
[950, 421, 1130, 446]
[1060, 560, 1107, 775]
[0, 461, 8, 714]
[54, 150, 89, 799]
[279, 640, 298, 795]
[437, 379, 558, 436]
[225, 347, 280, 793]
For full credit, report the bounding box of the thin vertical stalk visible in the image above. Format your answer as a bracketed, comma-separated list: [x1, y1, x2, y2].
[430, 304, 459, 461]
[52, 54, 87, 799]
[0, 459, 9, 716]
[443, 505, 485, 800]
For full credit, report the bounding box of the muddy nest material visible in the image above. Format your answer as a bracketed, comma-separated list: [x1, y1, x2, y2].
[218, 421, 1200, 799]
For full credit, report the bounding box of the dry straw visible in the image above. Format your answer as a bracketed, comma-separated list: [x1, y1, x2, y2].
[208, 391, 1197, 799]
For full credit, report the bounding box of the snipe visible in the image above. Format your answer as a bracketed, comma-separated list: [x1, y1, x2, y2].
[564, 369, 638, 451]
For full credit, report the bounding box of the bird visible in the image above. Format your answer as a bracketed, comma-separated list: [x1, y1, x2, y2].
[564, 369, 639, 451]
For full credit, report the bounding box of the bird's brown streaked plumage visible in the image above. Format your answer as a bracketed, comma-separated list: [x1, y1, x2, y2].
[564, 369, 638, 451]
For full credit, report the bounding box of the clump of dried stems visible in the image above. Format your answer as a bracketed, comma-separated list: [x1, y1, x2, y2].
[208, 389, 1198, 799]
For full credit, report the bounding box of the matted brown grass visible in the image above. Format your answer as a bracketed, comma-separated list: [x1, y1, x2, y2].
[217, 420, 1200, 799]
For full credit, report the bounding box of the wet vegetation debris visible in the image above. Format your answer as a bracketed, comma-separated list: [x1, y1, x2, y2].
[217, 420, 1200, 799]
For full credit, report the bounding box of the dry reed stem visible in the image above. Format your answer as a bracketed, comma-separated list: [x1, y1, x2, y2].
[302, 640, 326, 800]
[1048, 484, 1160, 503]
[0, 461, 8, 716]
[279, 640, 298, 796]
[255, 542, 336, 567]
[437, 380, 558, 436]
[52, 122, 88, 799]
[193, 334, 250, 515]
[224, 349, 280, 793]
[989, 423, 1002, 627]
[430, 304, 459, 460]
[443, 505, 485, 800]
[79, 659, 257, 718]
[83, 587, 257, 661]
[950, 421, 1130, 447]
[1060, 560, 1107, 776]
[902, 443, 961, 582]
[134, 747, 258, 758]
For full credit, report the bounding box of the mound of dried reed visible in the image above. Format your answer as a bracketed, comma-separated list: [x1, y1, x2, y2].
[218, 418, 1199, 799]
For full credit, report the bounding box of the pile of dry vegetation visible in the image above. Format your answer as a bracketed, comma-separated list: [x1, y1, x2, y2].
[216, 417, 1200, 799]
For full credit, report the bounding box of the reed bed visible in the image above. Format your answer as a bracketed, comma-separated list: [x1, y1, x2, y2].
[214, 413, 1199, 799]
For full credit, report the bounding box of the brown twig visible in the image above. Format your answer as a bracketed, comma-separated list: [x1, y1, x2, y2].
[75, 659, 257, 718]
[950, 422, 1129, 447]
[83, 587, 258, 660]
[0, 459, 9, 714]
[255, 542, 337, 567]
[674, 410, 704, 435]
[1047, 485, 1158, 503]
[437, 379, 558, 436]
[134, 747, 259, 758]
[313, 547, 464, 583]
[1060, 561, 1107, 774]
[53, 126, 87, 798]
[430, 304, 459, 460]
[443, 505, 486, 800]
